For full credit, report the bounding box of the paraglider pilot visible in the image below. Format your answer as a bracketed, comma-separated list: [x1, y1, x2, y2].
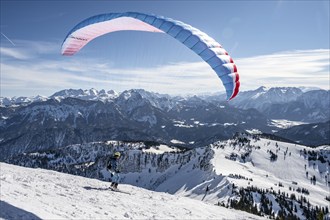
[107, 152, 121, 189]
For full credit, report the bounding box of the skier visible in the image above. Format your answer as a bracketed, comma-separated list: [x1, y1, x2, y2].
[107, 151, 121, 189]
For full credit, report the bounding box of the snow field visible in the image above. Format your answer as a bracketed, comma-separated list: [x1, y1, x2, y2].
[0, 163, 263, 219]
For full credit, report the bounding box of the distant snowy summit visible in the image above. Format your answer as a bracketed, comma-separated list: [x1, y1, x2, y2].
[0, 88, 119, 107]
[231, 86, 304, 107]
[0, 86, 326, 107]
[0, 88, 170, 107]
[51, 88, 119, 102]
[230, 86, 329, 122]
[0, 95, 48, 107]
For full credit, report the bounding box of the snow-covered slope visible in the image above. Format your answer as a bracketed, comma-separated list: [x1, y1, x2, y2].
[7, 135, 329, 219]
[0, 162, 262, 219]
[210, 137, 329, 208]
[133, 136, 329, 219]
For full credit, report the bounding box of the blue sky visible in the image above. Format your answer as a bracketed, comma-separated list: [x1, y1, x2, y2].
[1, 1, 329, 97]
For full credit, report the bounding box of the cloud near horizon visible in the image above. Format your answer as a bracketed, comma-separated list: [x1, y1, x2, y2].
[236, 49, 329, 91]
[1, 41, 329, 97]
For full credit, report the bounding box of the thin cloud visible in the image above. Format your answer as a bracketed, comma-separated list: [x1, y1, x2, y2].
[236, 49, 329, 90]
[1, 40, 59, 60]
[1, 47, 329, 97]
[0, 47, 30, 60]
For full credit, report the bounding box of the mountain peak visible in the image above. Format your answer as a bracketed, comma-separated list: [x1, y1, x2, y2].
[50, 88, 85, 98]
[256, 86, 269, 92]
[49, 88, 119, 102]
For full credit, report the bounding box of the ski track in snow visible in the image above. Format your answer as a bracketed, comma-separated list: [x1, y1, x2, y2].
[0, 163, 262, 220]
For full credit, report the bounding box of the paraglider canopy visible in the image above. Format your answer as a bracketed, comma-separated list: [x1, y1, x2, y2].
[62, 12, 240, 100]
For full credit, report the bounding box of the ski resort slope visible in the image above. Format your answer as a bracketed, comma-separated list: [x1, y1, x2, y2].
[0, 163, 263, 220]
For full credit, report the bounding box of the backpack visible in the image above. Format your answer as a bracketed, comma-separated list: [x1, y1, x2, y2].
[107, 162, 112, 170]
[107, 156, 118, 171]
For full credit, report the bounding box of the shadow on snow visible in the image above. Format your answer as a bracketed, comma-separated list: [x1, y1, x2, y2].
[0, 200, 42, 220]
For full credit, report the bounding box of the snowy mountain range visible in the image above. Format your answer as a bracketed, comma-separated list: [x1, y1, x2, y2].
[0, 87, 329, 161]
[2, 86, 328, 123]
[3, 134, 330, 219]
[230, 86, 330, 123]
[0, 89, 270, 160]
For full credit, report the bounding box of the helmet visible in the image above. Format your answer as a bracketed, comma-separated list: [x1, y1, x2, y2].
[114, 152, 121, 157]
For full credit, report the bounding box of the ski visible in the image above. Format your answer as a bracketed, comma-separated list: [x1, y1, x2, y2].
[109, 187, 131, 195]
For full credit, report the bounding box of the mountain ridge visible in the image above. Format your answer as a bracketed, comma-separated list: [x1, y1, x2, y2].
[1, 87, 329, 160]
